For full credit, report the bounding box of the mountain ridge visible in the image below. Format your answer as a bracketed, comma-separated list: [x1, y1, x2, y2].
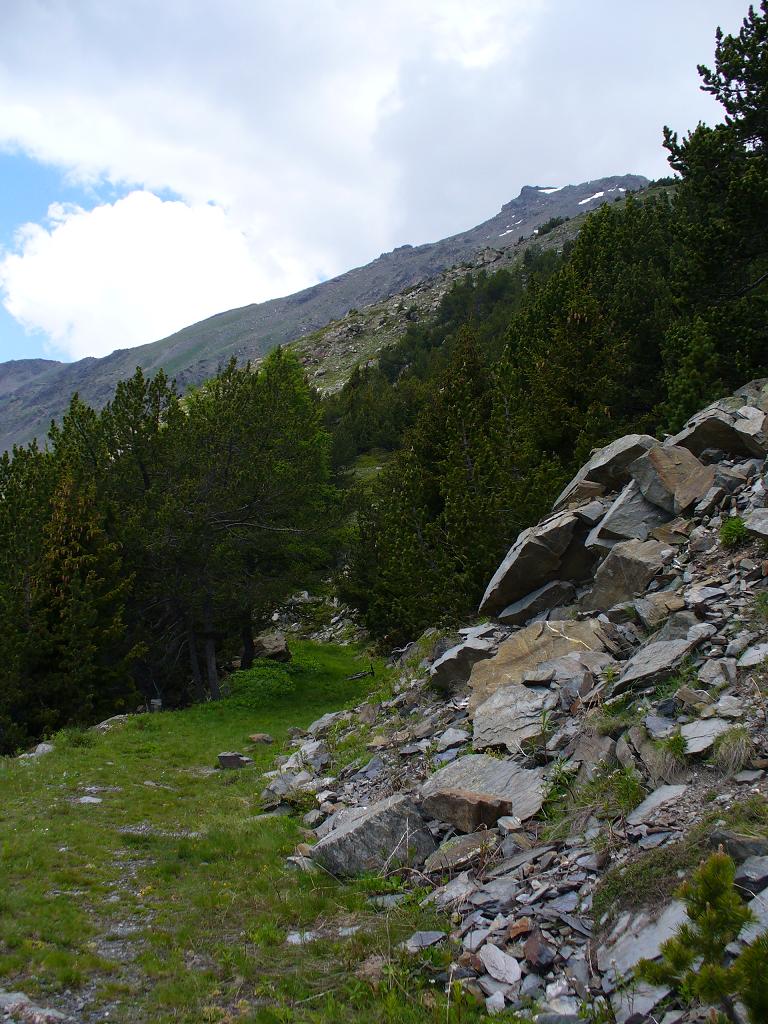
[0, 173, 647, 451]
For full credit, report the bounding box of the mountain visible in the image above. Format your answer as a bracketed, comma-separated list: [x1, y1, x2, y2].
[0, 174, 647, 451]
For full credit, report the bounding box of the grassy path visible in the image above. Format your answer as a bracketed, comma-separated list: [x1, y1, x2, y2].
[0, 642, 498, 1023]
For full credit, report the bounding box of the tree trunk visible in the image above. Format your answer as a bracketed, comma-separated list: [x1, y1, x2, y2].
[241, 615, 255, 671]
[202, 595, 221, 700]
[187, 623, 205, 701]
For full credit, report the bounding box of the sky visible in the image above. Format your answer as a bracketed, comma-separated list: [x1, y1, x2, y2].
[0, 0, 750, 364]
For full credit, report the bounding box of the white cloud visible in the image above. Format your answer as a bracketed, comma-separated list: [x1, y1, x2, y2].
[0, 0, 749, 361]
[0, 192, 291, 360]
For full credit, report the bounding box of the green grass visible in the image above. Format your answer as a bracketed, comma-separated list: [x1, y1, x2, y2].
[0, 641, 503, 1023]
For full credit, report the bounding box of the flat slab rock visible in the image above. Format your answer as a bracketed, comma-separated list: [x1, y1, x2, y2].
[597, 901, 687, 975]
[430, 637, 495, 691]
[420, 754, 544, 833]
[312, 794, 436, 876]
[469, 618, 612, 710]
[424, 831, 499, 873]
[626, 784, 687, 826]
[473, 683, 558, 752]
[497, 579, 576, 626]
[613, 637, 697, 694]
[680, 717, 732, 754]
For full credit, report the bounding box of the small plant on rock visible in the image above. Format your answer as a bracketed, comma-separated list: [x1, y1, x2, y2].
[636, 850, 768, 1023]
[719, 516, 749, 549]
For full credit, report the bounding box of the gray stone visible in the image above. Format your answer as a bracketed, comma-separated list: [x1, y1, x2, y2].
[306, 711, 343, 737]
[633, 591, 685, 630]
[18, 741, 54, 759]
[424, 832, 499, 873]
[473, 684, 558, 752]
[421, 870, 478, 908]
[554, 434, 658, 511]
[611, 983, 670, 1024]
[420, 754, 544, 833]
[680, 717, 731, 754]
[744, 508, 768, 541]
[734, 856, 768, 894]
[436, 727, 470, 752]
[630, 445, 715, 514]
[669, 394, 768, 458]
[614, 638, 697, 693]
[738, 643, 768, 669]
[581, 539, 668, 612]
[590, 480, 671, 546]
[430, 638, 495, 691]
[479, 510, 588, 615]
[498, 580, 577, 626]
[311, 794, 436, 876]
[626, 785, 687, 826]
[478, 943, 521, 984]
[654, 610, 700, 642]
[597, 902, 687, 974]
[400, 930, 445, 953]
[709, 829, 768, 862]
[739, 890, 768, 944]
[253, 630, 291, 661]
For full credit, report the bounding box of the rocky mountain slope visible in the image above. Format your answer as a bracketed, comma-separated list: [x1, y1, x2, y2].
[252, 382, 768, 1022]
[0, 174, 646, 452]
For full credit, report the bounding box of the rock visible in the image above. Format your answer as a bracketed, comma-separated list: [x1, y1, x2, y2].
[18, 741, 54, 759]
[479, 510, 590, 615]
[253, 630, 291, 661]
[581, 539, 668, 612]
[738, 643, 768, 668]
[217, 751, 254, 769]
[680, 717, 731, 754]
[734, 856, 768, 893]
[630, 445, 715, 514]
[485, 990, 506, 1014]
[597, 902, 687, 974]
[497, 580, 577, 626]
[77, 795, 102, 805]
[588, 481, 671, 548]
[248, 733, 274, 744]
[708, 829, 768, 861]
[420, 755, 544, 833]
[478, 943, 521, 984]
[435, 727, 470, 752]
[611, 982, 670, 1024]
[421, 870, 478, 909]
[626, 785, 687, 826]
[633, 592, 685, 631]
[430, 638, 495, 691]
[424, 832, 499, 873]
[614, 638, 697, 694]
[553, 434, 658, 511]
[311, 794, 436, 876]
[744, 508, 768, 541]
[524, 928, 555, 970]
[306, 711, 343, 737]
[400, 930, 445, 953]
[740, 890, 768, 944]
[469, 619, 613, 709]
[473, 684, 558, 752]
[668, 391, 768, 458]
[91, 713, 131, 732]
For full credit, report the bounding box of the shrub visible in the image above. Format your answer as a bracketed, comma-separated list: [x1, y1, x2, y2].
[224, 663, 297, 709]
[720, 516, 749, 549]
[636, 851, 767, 1023]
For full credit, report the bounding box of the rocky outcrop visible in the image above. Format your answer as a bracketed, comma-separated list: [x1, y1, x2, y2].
[260, 381, 768, 1022]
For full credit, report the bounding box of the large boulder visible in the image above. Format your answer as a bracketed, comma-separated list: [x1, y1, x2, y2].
[630, 446, 715, 515]
[497, 580, 577, 626]
[468, 618, 613, 710]
[430, 637, 495, 691]
[586, 480, 671, 552]
[553, 434, 658, 511]
[479, 510, 590, 616]
[420, 754, 544, 833]
[253, 630, 291, 662]
[473, 684, 558, 752]
[668, 383, 768, 458]
[744, 508, 768, 542]
[311, 794, 436, 876]
[581, 539, 668, 612]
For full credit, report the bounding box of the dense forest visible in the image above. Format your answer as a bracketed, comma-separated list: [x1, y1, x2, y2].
[1, 3, 767, 752]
